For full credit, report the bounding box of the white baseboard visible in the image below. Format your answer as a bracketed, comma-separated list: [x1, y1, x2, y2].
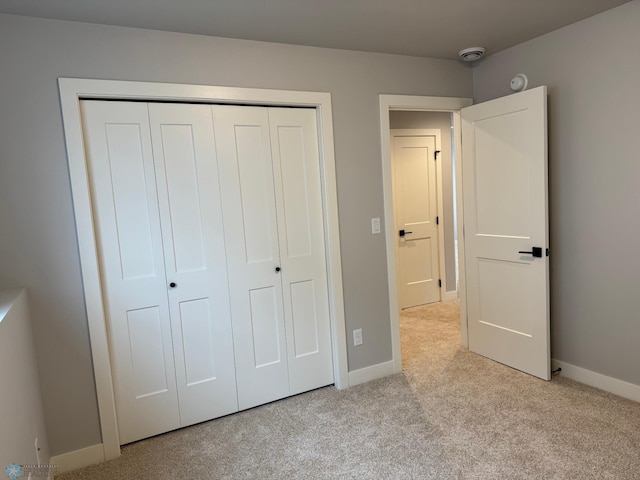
[552, 359, 640, 403]
[442, 290, 458, 302]
[50, 443, 106, 474]
[348, 360, 395, 387]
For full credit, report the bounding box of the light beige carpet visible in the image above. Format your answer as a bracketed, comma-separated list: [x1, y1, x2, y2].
[57, 301, 640, 479]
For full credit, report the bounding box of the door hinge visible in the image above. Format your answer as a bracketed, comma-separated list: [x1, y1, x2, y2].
[436, 216, 439, 225]
[434, 150, 441, 160]
[438, 279, 442, 288]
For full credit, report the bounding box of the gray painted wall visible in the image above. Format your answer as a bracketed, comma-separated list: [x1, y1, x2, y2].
[389, 111, 456, 292]
[0, 290, 50, 476]
[473, 1, 640, 386]
[0, 14, 472, 454]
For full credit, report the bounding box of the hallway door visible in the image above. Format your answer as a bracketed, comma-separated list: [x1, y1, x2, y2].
[393, 132, 441, 308]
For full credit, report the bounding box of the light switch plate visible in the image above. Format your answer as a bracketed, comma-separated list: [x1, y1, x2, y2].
[371, 217, 381, 234]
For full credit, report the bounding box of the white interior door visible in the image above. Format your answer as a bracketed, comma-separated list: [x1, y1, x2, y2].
[393, 134, 441, 308]
[148, 103, 238, 426]
[213, 105, 291, 410]
[268, 108, 334, 395]
[81, 101, 181, 444]
[214, 105, 334, 409]
[82, 101, 240, 444]
[461, 86, 550, 380]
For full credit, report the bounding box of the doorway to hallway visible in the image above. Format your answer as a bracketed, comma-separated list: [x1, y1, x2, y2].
[389, 111, 459, 310]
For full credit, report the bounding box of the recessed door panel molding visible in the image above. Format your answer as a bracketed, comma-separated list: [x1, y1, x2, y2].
[104, 123, 157, 280]
[179, 298, 217, 386]
[462, 86, 550, 380]
[127, 306, 170, 398]
[476, 258, 533, 336]
[273, 124, 313, 259]
[403, 238, 435, 284]
[249, 287, 283, 368]
[401, 144, 435, 225]
[474, 110, 530, 238]
[290, 280, 320, 357]
[236, 124, 277, 264]
[400, 237, 437, 309]
[158, 123, 207, 274]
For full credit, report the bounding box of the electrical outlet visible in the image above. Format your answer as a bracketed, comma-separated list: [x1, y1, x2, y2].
[371, 217, 381, 235]
[353, 328, 363, 346]
[34, 437, 41, 465]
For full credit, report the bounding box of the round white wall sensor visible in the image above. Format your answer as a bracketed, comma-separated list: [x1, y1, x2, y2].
[510, 74, 528, 92]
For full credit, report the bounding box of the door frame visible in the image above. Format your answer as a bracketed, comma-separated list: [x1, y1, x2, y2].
[390, 128, 445, 307]
[59, 77, 348, 461]
[379, 95, 472, 374]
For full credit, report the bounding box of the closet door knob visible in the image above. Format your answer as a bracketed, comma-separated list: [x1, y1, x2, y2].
[275, 267, 281, 273]
[169, 282, 177, 288]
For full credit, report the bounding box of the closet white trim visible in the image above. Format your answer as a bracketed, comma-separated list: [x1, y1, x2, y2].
[58, 78, 348, 462]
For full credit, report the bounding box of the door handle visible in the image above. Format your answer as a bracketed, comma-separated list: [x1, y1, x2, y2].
[518, 247, 549, 258]
[169, 282, 177, 288]
[399, 229, 413, 237]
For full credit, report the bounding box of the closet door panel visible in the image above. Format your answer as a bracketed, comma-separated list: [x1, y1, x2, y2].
[127, 306, 169, 397]
[268, 108, 334, 394]
[178, 298, 217, 385]
[149, 103, 238, 426]
[157, 124, 207, 273]
[235, 125, 278, 263]
[80, 101, 180, 444]
[249, 286, 283, 367]
[213, 105, 290, 410]
[289, 280, 320, 356]
[103, 123, 157, 279]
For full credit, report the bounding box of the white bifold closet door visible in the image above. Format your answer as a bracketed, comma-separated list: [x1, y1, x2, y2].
[80, 100, 334, 445]
[81, 101, 237, 444]
[213, 106, 333, 410]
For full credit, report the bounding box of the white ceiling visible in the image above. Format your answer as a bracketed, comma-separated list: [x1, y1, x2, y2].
[0, 0, 631, 60]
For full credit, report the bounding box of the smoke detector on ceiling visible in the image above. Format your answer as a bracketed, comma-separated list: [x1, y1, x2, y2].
[458, 47, 486, 63]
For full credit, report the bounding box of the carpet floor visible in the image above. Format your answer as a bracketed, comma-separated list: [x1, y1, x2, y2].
[56, 300, 640, 479]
